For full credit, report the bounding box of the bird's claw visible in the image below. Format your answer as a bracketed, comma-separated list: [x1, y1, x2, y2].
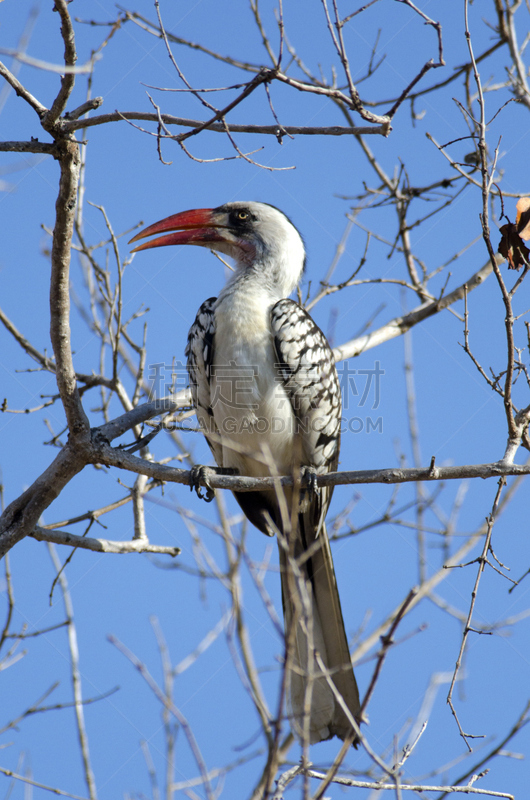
[301, 466, 319, 501]
[190, 466, 216, 503]
[189, 466, 240, 503]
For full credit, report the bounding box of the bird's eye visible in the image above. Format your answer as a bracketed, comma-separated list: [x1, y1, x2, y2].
[236, 210, 249, 221]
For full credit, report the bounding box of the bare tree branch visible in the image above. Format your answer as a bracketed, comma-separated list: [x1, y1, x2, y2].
[68, 110, 390, 137]
[31, 527, 180, 556]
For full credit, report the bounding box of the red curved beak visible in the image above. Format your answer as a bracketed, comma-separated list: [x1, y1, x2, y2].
[129, 208, 227, 253]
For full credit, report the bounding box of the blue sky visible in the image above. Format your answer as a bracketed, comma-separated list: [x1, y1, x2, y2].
[1, 1, 530, 798]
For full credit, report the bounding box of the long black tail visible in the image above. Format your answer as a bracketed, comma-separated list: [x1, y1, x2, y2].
[279, 513, 361, 744]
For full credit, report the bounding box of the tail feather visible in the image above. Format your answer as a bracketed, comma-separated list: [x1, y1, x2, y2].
[279, 515, 361, 744]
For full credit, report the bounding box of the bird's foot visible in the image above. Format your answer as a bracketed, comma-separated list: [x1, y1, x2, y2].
[300, 465, 319, 501]
[190, 466, 216, 502]
[189, 466, 238, 502]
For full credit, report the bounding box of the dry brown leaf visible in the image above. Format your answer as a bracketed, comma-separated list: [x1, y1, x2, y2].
[498, 197, 530, 270]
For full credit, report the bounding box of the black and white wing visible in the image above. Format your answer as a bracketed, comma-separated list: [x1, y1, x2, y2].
[271, 297, 342, 503]
[185, 297, 223, 467]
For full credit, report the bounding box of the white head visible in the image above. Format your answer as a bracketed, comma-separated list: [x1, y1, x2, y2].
[130, 201, 306, 299]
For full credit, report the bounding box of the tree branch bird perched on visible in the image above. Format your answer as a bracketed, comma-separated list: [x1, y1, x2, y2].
[130, 201, 361, 744]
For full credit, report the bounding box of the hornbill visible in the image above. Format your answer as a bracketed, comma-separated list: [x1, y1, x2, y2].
[130, 202, 361, 744]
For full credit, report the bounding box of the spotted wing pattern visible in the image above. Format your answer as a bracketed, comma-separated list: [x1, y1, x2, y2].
[185, 297, 223, 466]
[271, 298, 342, 526]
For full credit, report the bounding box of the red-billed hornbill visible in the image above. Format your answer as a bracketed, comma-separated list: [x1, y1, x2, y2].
[130, 202, 361, 744]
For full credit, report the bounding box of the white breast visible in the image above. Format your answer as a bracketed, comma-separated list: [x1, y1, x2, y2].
[212, 287, 295, 478]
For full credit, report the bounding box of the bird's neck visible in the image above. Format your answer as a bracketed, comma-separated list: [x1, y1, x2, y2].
[218, 252, 302, 304]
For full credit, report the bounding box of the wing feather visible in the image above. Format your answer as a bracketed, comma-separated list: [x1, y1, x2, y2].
[185, 297, 224, 466]
[271, 298, 342, 529]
